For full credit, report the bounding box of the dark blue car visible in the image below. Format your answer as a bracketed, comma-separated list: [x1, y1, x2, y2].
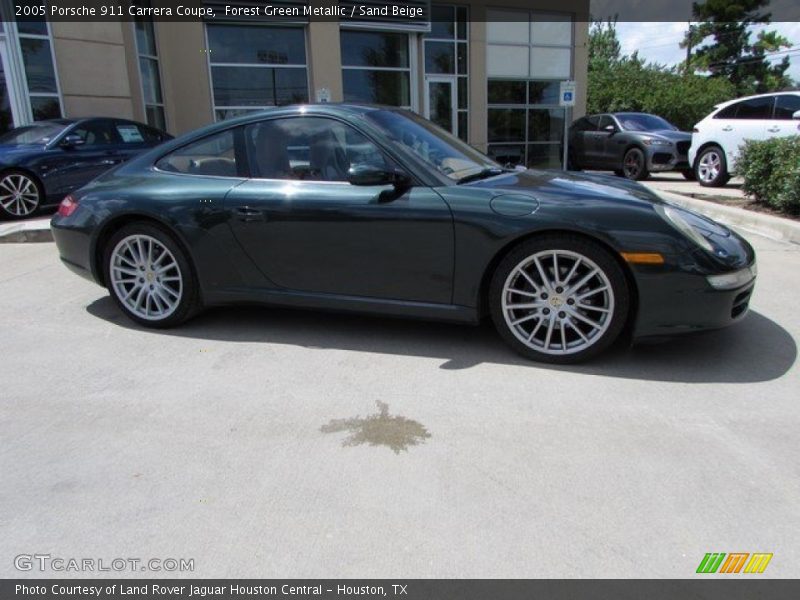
[0, 117, 171, 220]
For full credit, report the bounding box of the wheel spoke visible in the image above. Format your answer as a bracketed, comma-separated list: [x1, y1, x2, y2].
[543, 317, 555, 350]
[511, 313, 541, 327]
[532, 256, 551, 289]
[567, 268, 599, 295]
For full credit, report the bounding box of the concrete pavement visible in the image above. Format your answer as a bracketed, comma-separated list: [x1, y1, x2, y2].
[0, 234, 798, 578]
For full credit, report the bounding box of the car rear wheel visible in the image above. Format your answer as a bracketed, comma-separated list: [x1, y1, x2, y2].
[695, 146, 730, 187]
[489, 235, 629, 363]
[0, 171, 42, 220]
[103, 223, 200, 328]
[622, 148, 649, 180]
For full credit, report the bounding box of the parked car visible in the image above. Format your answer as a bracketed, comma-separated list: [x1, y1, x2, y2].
[689, 91, 800, 187]
[0, 117, 172, 219]
[52, 105, 756, 364]
[568, 112, 693, 181]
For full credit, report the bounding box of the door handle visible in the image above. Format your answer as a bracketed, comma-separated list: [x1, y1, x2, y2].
[722, 125, 733, 131]
[235, 206, 264, 222]
[767, 126, 780, 133]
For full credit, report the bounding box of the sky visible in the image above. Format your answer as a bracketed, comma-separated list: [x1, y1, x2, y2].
[615, 21, 800, 82]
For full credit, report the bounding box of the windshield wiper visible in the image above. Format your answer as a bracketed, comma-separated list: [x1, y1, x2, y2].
[456, 167, 506, 184]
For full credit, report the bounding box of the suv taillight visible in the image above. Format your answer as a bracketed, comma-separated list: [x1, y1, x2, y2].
[57, 195, 78, 217]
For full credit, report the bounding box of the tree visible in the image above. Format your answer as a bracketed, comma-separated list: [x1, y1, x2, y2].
[588, 21, 735, 131]
[681, 0, 793, 94]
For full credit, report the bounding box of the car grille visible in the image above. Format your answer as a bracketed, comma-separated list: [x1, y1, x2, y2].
[731, 287, 753, 319]
[652, 152, 672, 165]
[676, 141, 690, 156]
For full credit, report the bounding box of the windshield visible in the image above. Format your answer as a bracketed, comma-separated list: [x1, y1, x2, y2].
[616, 114, 676, 132]
[364, 109, 502, 182]
[0, 123, 69, 145]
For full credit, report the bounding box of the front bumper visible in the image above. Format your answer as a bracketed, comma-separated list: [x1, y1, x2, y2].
[645, 144, 691, 172]
[633, 268, 755, 338]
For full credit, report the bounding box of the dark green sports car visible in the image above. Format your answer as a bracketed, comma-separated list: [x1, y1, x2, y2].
[51, 104, 756, 363]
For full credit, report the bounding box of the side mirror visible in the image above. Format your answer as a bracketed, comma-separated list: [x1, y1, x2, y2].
[604, 124, 616, 133]
[347, 164, 410, 189]
[61, 134, 85, 148]
[792, 110, 800, 120]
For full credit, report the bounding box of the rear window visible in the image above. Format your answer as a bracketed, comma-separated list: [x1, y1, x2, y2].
[155, 129, 239, 177]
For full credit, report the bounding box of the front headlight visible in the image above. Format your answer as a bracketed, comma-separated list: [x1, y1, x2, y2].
[643, 138, 673, 146]
[706, 266, 756, 290]
[656, 204, 715, 252]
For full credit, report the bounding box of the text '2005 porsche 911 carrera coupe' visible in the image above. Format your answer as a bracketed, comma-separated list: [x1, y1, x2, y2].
[51, 105, 756, 363]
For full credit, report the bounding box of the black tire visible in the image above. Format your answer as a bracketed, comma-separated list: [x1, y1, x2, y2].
[613, 169, 625, 177]
[489, 235, 630, 364]
[681, 169, 696, 181]
[0, 170, 44, 220]
[694, 145, 730, 187]
[622, 148, 649, 181]
[102, 222, 201, 328]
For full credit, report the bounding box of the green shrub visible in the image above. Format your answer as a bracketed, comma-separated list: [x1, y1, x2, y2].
[736, 136, 800, 214]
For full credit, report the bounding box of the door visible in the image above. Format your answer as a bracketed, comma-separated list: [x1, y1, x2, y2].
[226, 116, 454, 304]
[43, 119, 128, 194]
[769, 94, 800, 139]
[715, 96, 773, 164]
[424, 77, 457, 134]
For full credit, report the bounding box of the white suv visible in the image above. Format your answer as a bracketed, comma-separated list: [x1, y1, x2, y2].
[689, 91, 800, 187]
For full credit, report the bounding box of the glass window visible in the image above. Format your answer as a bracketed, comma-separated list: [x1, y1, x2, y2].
[488, 144, 525, 167]
[488, 109, 525, 143]
[527, 144, 563, 169]
[488, 81, 526, 105]
[343, 70, 410, 106]
[246, 117, 390, 182]
[715, 104, 738, 119]
[597, 115, 616, 131]
[529, 108, 565, 142]
[425, 42, 455, 74]
[29, 96, 60, 121]
[773, 94, 800, 119]
[0, 122, 68, 145]
[16, 18, 48, 37]
[207, 25, 306, 65]
[135, 16, 157, 56]
[341, 31, 409, 68]
[20, 38, 58, 94]
[428, 5, 455, 39]
[732, 96, 774, 120]
[69, 120, 121, 146]
[134, 9, 167, 130]
[139, 57, 162, 105]
[528, 81, 560, 104]
[207, 24, 309, 119]
[156, 129, 239, 177]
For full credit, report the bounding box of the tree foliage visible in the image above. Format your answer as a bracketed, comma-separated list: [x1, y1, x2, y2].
[588, 20, 735, 131]
[682, 0, 793, 95]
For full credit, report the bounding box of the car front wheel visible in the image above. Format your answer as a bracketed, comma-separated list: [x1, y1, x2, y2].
[622, 148, 649, 180]
[103, 223, 200, 328]
[695, 146, 730, 187]
[489, 235, 629, 363]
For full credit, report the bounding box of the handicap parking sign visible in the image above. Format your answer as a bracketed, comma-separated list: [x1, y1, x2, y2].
[559, 81, 576, 107]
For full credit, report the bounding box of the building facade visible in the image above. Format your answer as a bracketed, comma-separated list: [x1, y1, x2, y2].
[0, 0, 589, 168]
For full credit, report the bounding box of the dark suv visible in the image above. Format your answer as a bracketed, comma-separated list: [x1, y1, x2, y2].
[568, 112, 693, 181]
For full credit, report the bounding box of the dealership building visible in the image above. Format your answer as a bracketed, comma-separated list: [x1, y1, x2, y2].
[0, 0, 589, 168]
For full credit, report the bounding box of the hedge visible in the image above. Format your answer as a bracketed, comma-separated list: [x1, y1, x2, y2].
[736, 136, 800, 214]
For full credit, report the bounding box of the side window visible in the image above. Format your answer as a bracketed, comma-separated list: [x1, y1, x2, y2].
[69, 120, 120, 146]
[155, 129, 239, 177]
[597, 115, 615, 131]
[585, 116, 601, 130]
[774, 94, 800, 120]
[733, 96, 774, 119]
[114, 121, 147, 144]
[246, 116, 390, 182]
[571, 118, 591, 132]
[715, 103, 738, 119]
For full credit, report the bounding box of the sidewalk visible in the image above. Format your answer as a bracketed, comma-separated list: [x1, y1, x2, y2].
[0, 215, 53, 243]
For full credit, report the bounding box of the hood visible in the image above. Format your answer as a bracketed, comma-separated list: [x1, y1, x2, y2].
[466, 168, 665, 207]
[639, 129, 691, 142]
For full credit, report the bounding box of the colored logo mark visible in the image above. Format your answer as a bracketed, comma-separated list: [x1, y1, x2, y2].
[696, 552, 773, 574]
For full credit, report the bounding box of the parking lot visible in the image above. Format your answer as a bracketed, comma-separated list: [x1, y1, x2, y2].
[1, 230, 798, 578]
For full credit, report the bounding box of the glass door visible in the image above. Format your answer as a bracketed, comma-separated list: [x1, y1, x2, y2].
[424, 76, 456, 134]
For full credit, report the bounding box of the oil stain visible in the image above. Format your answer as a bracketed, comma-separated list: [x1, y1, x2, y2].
[320, 402, 431, 454]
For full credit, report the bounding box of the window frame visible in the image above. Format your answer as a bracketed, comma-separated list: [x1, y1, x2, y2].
[132, 7, 167, 131]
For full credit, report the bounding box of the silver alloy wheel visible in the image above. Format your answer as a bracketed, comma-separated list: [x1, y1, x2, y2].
[501, 250, 615, 356]
[698, 150, 722, 183]
[109, 234, 183, 321]
[0, 173, 40, 217]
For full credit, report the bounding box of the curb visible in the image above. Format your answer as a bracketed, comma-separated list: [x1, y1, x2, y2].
[657, 191, 800, 245]
[0, 219, 54, 244]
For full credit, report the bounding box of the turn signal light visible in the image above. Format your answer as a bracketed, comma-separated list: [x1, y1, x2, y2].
[621, 252, 665, 265]
[57, 195, 78, 217]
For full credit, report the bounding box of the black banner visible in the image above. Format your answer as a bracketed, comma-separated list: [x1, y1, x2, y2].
[3, 580, 800, 600]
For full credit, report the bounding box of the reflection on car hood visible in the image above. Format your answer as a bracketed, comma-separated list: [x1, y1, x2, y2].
[466, 168, 664, 207]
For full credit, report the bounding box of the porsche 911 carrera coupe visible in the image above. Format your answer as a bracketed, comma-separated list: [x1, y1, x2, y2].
[51, 105, 757, 363]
